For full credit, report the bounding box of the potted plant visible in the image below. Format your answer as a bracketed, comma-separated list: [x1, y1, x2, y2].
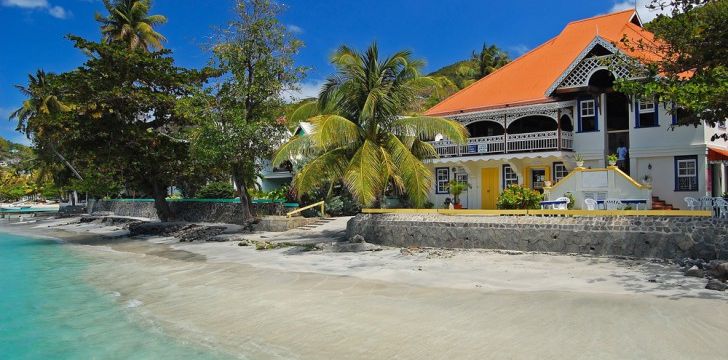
[607, 153, 618, 167]
[574, 153, 585, 168]
[446, 180, 471, 209]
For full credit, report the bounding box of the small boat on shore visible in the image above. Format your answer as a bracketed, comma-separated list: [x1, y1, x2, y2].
[1, 203, 33, 211]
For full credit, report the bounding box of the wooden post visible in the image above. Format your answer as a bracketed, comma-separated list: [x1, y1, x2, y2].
[503, 114, 508, 153]
[557, 108, 562, 151]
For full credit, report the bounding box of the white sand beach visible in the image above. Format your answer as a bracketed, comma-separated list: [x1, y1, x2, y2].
[7, 216, 728, 359]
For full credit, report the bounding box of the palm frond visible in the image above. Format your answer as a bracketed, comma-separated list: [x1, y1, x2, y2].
[272, 135, 316, 167]
[288, 100, 320, 123]
[384, 135, 432, 207]
[293, 148, 349, 196]
[393, 116, 468, 143]
[309, 115, 361, 149]
[344, 140, 385, 207]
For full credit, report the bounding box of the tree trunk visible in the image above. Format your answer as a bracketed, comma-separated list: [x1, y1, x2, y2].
[232, 172, 253, 220]
[151, 181, 174, 222]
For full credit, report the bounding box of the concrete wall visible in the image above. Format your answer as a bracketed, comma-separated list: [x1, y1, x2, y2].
[347, 213, 728, 260]
[88, 200, 289, 225]
[545, 167, 652, 209]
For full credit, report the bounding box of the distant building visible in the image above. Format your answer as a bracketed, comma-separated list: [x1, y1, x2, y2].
[257, 122, 313, 192]
[425, 10, 727, 209]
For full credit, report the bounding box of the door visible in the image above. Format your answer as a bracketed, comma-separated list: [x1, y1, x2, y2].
[480, 168, 499, 209]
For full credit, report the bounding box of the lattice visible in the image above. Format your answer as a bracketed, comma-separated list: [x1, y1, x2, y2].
[558, 54, 637, 89]
[450, 101, 574, 128]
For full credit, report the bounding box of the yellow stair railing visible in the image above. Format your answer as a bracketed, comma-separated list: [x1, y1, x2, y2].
[286, 200, 325, 218]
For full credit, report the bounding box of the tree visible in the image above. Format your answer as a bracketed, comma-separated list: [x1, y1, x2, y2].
[274, 43, 468, 207]
[185, 0, 306, 219]
[96, 0, 167, 51]
[14, 37, 213, 220]
[471, 43, 510, 79]
[615, 0, 728, 135]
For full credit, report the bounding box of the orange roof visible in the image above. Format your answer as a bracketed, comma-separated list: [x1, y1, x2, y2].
[425, 10, 659, 116]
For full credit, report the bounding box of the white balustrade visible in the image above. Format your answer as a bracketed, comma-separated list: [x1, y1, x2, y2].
[431, 131, 573, 158]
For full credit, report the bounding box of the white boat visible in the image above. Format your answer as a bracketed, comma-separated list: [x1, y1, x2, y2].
[1, 203, 32, 210]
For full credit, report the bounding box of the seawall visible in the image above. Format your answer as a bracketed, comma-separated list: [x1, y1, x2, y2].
[87, 199, 288, 225]
[346, 214, 728, 260]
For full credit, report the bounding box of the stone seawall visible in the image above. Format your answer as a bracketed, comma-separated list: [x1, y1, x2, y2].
[346, 214, 728, 260]
[87, 200, 288, 225]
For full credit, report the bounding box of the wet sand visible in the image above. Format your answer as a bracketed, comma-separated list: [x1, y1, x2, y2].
[5, 217, 728, 359]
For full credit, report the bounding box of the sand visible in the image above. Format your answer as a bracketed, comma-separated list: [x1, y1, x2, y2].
[4, 216, 728, 359]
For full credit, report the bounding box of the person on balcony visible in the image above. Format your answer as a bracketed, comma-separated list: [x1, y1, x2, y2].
[617, 141, 629, 174]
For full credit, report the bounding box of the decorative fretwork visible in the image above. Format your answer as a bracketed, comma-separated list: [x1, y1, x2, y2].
[556, 54, 639, 90]
[449, 101, 575, 128]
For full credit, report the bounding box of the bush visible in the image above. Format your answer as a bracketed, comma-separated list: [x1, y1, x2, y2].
[197, 182, 236, 199]
[496, 185, 543, 209]
[325, 195, 362, 216]
[564, 192, 576, 210]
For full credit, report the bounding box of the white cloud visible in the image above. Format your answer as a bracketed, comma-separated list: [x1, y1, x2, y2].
[1, 0, 48, 8]
[508, 44, 530, 57]
[610, 0, 673, 22]
[47, 5, 68, 19]
[283, 80, 325, 102]
[287, 24, 304, 34]
[1, 0, 70, 19]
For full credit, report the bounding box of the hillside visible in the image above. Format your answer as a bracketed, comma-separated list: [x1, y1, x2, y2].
[0, 137, 34, 168]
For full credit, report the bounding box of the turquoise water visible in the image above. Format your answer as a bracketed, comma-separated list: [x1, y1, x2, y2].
[0, 231, 233, 360]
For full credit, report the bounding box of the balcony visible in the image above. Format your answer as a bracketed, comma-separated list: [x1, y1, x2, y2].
[431, 130, 573, 158]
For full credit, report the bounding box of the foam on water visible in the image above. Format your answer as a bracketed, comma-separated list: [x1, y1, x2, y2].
[0, 231, 235, 360]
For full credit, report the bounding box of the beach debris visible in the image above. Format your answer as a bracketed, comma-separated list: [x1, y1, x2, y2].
[684, 265, 704, 278]
[705, 279, 727, 292]
[129, 222, 226, 242]
[400, 248, 414, 256]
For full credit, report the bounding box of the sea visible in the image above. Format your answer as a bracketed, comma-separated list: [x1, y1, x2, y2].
[0, 231, 233, 360]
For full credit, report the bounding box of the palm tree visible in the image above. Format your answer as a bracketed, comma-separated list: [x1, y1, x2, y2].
[95, 0, 167, 51]
[472, 43, 509, 79]
[11, 70, 83, 181]
[274, 43, 468, 207]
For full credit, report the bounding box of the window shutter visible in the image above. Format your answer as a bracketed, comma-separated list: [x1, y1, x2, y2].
[634, 99, 641, 128]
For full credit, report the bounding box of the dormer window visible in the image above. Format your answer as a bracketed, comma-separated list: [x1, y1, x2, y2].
[579, 99, 597, 132]
[636, 97, 658, 128]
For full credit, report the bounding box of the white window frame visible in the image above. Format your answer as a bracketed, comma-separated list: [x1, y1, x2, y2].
[503, 165, 518, 188]
[580, 100, 595, 118]
[639, 98, 655, 114]
[553, 163, 569, 183]
[435, 168, 450, 194]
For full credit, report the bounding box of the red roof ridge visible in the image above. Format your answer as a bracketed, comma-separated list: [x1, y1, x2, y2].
[564, 9, 636, 27]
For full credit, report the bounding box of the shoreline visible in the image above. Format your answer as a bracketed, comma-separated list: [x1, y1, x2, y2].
[3, 216, 728, 359]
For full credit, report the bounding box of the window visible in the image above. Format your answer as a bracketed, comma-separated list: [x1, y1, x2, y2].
[579, 99, 597, 132]
[502, 165, 518, 188]
[455, 172, 468, 185]
[581, 100, 595, 117]
[553, 162, 569, 183]
[435, 167, 450, 194]
[636, 98, 658, 127]
[674, 156, 698, 191]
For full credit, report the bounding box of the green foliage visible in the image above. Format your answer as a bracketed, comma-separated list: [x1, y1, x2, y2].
[274, 43, 468, 208]
[197, 182, 236, 199]
[614, 0, 728, 133]
[607, 153, 618, 163]
[185, 0, 306, 217]
[563, 192, 576, 210]
[428, 43, 510, 89]
[446, 180, 471, 204]
[496, 185, 543, 210]
[96, 0, 167, 51]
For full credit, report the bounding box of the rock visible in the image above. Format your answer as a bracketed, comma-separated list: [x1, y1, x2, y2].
[705, 279, 727, 291]
[710, 262, 728, 281]
[684, 265, 704, 278]
[350, 234, 366, 243]
[322, 241, 381, 253]
[400, 248, 413, 256]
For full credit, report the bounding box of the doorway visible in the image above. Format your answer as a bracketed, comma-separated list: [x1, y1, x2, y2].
[480, 168, 499, 209]
[606, 92, 630, 174]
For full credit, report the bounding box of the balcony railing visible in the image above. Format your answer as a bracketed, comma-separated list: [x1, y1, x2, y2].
[431, 130, 573, 158]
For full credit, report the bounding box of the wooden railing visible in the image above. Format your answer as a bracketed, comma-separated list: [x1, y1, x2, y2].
[431, 130, 573, 158]
[286, 200, 325, 218]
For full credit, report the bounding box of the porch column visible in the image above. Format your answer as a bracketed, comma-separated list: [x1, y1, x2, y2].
[503, 114, 508, 154]
[557, 108, 562, 151]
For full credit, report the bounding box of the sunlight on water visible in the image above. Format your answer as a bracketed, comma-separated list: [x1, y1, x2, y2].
[0, 231, 234, 360]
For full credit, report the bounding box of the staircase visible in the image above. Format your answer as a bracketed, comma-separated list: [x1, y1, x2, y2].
[295, 217, 337, 231]
[651, 196, 676, 210]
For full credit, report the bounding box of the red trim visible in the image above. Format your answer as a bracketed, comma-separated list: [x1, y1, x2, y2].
[708, 147, 728, 162]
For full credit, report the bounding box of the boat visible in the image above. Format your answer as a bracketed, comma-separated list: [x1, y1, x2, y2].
[1, 203, 32, 210]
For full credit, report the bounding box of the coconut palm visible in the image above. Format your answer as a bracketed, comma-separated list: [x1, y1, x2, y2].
[274, 43, 468, 207]
[12, 70, 83, 181]
[95, 0, 167, 51]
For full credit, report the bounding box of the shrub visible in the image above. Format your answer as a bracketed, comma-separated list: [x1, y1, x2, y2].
[496, 185, 543, 209]
[197, 182, 236, 199]
[564, 192, 575, 210]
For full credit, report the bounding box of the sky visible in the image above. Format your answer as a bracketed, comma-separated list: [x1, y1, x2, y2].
[0, 0, 669, 145]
